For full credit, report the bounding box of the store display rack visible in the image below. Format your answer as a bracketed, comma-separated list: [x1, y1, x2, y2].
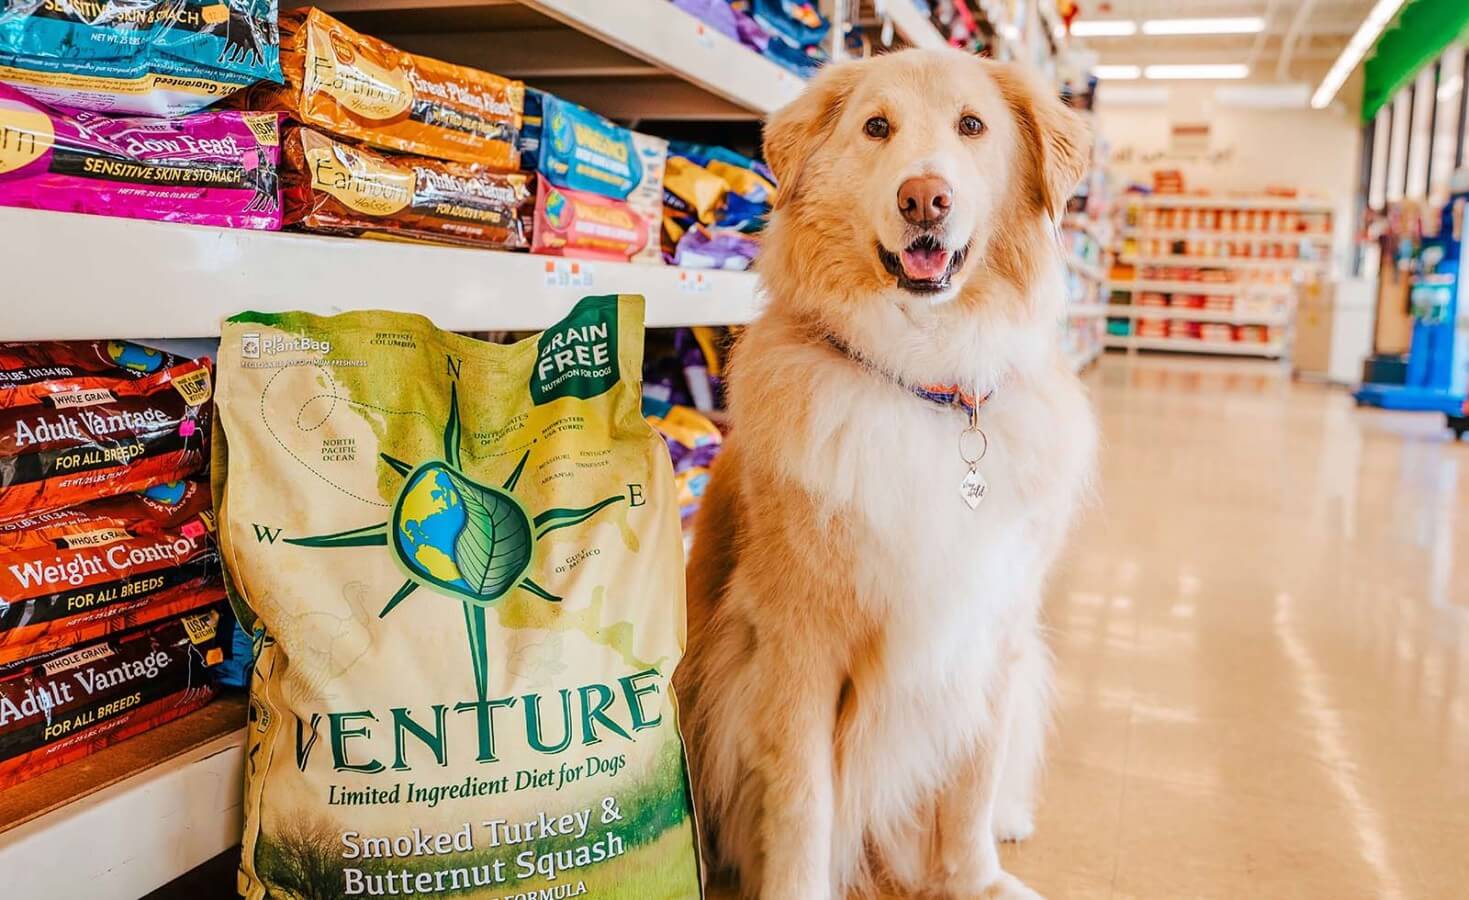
[1103, 334, 1285, 358]
[1120, 254, 1327, 272]
[1107, 279, 1295, 298]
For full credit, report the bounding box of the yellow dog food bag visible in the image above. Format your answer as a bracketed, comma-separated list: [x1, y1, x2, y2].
[212, 296, 701, 899]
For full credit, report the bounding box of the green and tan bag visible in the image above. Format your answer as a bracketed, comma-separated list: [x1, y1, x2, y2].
[213, 296, 701, 900]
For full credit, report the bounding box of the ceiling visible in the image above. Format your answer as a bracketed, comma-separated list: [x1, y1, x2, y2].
[1069, 0, 1378, 84]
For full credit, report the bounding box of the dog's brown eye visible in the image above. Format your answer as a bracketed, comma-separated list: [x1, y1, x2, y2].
[863, 116, 890, 139]
[958, 115, 985, 137]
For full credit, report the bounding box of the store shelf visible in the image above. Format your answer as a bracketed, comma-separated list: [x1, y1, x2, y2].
[1122, 227, 1332, 244]
[1104, 334, 1285, 357]
[1107, 306, 1288, 326]
[1106, 279, 1295, 298]
[0, 208, 764, 340]
[0, 696, 247, 898]
[1130, 195, 1334, 213]
[1063, 214, 1108, 243]
[311, 0, 803, 119]
[1068, 341, 1104, 372]
[1068, 304, 1110, 319]
[1121, 255, 1326, 272]
[884, 0, 946, 48]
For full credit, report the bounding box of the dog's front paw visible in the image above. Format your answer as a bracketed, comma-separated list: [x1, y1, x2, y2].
[992, 804, 1036, 843]
[966, 871, 1045, 900]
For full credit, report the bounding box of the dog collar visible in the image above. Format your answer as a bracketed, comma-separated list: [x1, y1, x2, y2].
[818, 331, 995, 417]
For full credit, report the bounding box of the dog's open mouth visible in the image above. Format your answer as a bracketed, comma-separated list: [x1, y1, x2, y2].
[878, 235, 970, 294]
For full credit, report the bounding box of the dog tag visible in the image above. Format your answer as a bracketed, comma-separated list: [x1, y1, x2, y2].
[960, 466, 987, 509]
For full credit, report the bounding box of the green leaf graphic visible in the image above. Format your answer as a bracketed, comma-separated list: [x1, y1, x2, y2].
[453, 471, 534, 601]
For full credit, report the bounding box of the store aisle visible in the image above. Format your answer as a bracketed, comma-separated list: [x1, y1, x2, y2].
[1005, 354, 1469, 899]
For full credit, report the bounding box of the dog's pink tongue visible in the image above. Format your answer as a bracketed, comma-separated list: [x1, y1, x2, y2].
[900, 247, 951, 280]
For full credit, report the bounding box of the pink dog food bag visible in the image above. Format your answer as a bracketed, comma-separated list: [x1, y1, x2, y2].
[0, 83, 281, 230]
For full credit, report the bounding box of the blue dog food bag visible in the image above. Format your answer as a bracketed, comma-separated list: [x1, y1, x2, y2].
[537, 92, 666, 261]
[0, 0, 281, 116]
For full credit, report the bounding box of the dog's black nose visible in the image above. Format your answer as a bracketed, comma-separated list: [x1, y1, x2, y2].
[898, 175, 953, 227]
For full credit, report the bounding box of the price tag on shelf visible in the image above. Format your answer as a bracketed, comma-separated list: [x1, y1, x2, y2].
[543, 259, 595, 289]
[677, 270, 711, 293]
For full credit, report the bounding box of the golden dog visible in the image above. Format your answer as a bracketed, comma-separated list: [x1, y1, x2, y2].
[678, 49, 1096, 900]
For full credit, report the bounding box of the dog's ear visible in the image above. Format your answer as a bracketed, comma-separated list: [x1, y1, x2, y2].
[763, 61, 864, 209]
[990, 62, 1093, 220]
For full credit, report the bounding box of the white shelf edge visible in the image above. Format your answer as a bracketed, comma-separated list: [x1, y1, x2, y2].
[1120, 255, 1326, 271]
[520, 0, 804, 114]
[1109, 306, 1289, 325]
[1104, 335, 1285, 357]
[1127, 195, 1334, 213]
[1106, 279, 1296, 298]
[1068, 304, 1109, 319]
[0, 208, 764, 340]
[0, 729, 245, 898]
[885, 0, 947, 49]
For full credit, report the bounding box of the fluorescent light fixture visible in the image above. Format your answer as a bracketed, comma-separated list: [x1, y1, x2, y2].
[1142, 17, 1265, 35]
[1093, 65, 1143, 80]
[1311, 0, 1409, 109]
[1145, 64, 1251, 80]
[1071, 20, 1138, 37]
[1439, 75, 1463, 101]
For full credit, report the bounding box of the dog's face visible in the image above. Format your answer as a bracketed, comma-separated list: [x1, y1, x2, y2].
[762, 50, 1090, 309]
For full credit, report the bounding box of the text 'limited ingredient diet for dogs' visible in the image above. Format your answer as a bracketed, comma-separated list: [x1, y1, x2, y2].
[213, 296, 701, 899]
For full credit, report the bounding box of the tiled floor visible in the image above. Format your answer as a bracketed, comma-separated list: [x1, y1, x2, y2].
[715, 353, 1469, 899]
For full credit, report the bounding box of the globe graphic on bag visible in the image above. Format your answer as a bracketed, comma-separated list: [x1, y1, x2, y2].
[107, 340, 165, 373]
[392, 462, 533, 606]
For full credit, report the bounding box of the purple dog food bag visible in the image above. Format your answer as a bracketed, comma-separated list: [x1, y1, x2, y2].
[0, 83, 281, 230]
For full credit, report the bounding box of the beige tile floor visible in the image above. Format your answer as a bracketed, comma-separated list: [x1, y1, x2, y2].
[713, 354, 1469, 899]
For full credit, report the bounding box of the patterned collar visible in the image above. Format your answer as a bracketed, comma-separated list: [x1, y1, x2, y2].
[819, 331, 995, 417]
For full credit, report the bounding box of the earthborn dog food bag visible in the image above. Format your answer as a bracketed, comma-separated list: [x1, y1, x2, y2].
[0, 340, 183, 407]
[213, 296, 702, 900]
[0, 0, 280, 116]
[281, 126, 531, 249]
[0, 605, 227, 790]
[0, 84, 282, 230]
[0, 480, 224, 665]
[0, 356, 213, 523]
[243, 7, 523, 168]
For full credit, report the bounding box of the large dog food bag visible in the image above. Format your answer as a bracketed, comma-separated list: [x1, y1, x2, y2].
[0, 0, 280, 116]
[213, 296, 702, 900]
[0, 84, 282, 230]
[0, 605, 227, 790]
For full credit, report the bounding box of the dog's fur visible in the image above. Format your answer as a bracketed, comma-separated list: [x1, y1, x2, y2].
[676, 50, 1096, 900]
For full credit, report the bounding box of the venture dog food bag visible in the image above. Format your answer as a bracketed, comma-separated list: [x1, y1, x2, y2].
[0, 84, 282, 230]
[0, 480, 225, 665]
[0, 0, 280, 116]
[213, 296, 702, 900]
[281, 126, 531, 249]
[0, 606, 226, 789]
[0, 357, 213, 523]
[245, 8, 523, 168]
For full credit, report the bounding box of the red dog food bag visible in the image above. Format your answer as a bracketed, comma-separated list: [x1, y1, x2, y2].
[0, 340, 183, 409]
[0, 357, 213, 523]
[0, 606, 226, 790]
[0, 480, 225, 665]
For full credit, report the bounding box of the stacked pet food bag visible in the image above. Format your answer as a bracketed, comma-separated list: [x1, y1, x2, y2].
[672, 0, 833, 76]
[0, 341, 232, 790]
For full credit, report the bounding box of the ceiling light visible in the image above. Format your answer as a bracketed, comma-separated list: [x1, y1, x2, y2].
[1142, 17, 1265, 35]
[1311, 0, 1409, 109]
[1145, 64, 1251, 80]
[1093, 65, 1142, 80]
[1071, 20, 1138, 37]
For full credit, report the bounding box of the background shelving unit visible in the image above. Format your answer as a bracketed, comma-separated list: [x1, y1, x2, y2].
[1103, 195, 1335, 362]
